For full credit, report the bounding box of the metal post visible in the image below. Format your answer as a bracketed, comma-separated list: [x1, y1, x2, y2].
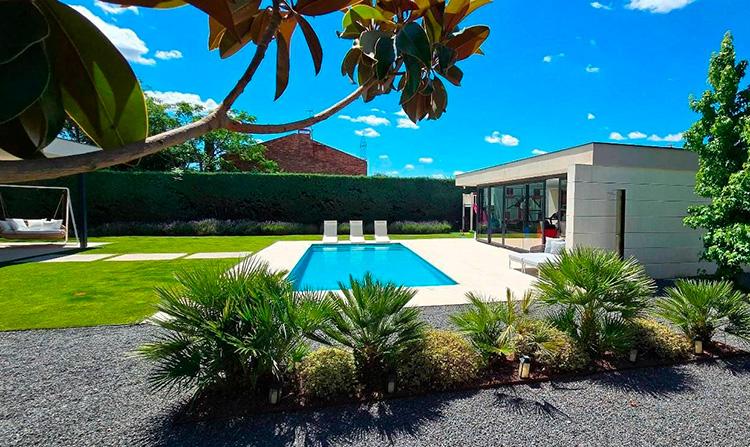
[615, 189, 626, 259]
[77, 174, 88, 249]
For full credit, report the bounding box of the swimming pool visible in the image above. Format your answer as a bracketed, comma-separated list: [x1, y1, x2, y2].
[289, 243, 457, 291]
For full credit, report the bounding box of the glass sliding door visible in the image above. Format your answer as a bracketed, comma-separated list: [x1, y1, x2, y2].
[476, 187, 489, 242]
[502, 184, 526, 249]
[523, 182, 545, 250]
[490, 186, 504, 244]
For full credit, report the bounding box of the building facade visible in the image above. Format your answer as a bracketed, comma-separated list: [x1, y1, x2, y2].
[226, 130, 367, 176]
[456, 142, 712, 279]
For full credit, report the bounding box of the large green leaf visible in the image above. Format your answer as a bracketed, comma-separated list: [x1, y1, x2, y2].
[374, 37, 395, 80]
[19, 79, 65, 151]
[297, 15, 323, 75]
[341, 47, 361, 82]
[40, 0, 147, 149]
[396, 23, 432, 68]
[443, 0, 470, 37]
[274, 20, 295, 100]
[0, 41, 50, 124]
[0, 0, 49, 64]
[0, 117, 38, 159]
[400, 55, 422, 104]
[445, 25, 489, 61]
[342, 5, 389, 29]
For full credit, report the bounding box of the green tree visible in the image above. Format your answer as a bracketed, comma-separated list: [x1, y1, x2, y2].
[684, 32, 750, 279]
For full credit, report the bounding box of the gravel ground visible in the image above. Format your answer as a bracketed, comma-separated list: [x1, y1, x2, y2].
[2, 308, 750, 447]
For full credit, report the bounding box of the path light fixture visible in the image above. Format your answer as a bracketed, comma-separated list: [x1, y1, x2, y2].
[386, 372, 397, 394]
[693, 335, 704, 355]
[268, 382, 281, 405]
[518, 356, 531, 379]
[629, 347, 639, 363]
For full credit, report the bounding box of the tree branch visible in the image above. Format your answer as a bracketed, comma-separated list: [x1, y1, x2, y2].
[225, 84, 367, 134]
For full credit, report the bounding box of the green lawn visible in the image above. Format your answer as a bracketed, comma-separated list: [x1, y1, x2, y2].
[0, 233, 470, 331]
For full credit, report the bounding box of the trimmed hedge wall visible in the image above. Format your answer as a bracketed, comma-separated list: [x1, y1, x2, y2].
[6, 172, 463, 227]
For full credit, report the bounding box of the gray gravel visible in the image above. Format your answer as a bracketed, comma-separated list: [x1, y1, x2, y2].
[2, 308, 750, 447]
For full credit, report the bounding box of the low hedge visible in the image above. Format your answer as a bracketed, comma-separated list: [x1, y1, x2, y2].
[397, 330, 480, 392]
[513, 321, 590, 372]
[90, 219, 454, 236]
[632, 318, 691, 360]
[297, 347, 358, 400]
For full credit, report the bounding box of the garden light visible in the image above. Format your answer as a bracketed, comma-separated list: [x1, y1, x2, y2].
[518, 355, 531, 379]
[694, 335, 704, 355]
[629, 348, 638, 363]
[268, 383, 281, 405]
[386, 372, 397, 394]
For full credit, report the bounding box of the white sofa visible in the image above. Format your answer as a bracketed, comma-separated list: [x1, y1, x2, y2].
[508, 237, 566, 274]
[0, 218, 66, 240]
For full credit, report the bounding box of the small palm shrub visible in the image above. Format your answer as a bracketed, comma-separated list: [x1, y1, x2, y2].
[297, 347, 358, 400]
[513, 320, 590, 372]
[631, 318, 691, 360]
[321, 274, 427, 390]
[654, 279, 750, 343]
[450, 290, 536, 363]
[535, 247, 655, 357]
[398, 330, 481, 392]
[134, 259, 332, 393]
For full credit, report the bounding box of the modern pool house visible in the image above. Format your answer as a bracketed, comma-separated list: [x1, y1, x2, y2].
[456, 142, 711, 279]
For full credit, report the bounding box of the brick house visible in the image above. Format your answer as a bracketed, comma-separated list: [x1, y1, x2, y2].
[226, 130, 367, 176]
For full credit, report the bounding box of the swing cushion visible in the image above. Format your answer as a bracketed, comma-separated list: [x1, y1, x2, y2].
[41, 219, 63, 231]
[0, 220, 11, 232]
[7, 219, 26, 231]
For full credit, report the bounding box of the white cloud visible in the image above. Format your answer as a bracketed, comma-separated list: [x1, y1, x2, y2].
[590, 2, 612, 9]
[431, 174, 445, 179]
[404, 164, 415, 170]
[609, 132, 628, 141]
[543, 55, 552, 63]
[394, 110, 407, 117]
[94, 1, 139, 15]
[371, 108, 384, 113]
[453, 170, 464, 176]
[648, 133, 684, 142]
[419, 157, 434, 164]
[586, 65, 600, 73]
[155, 50, 183, 60]
[485, 131, 519, 146]
[378, 154, 389, 160]
[71, 6, 155, 65]
[145, 90, 219, 110]
[626, 0, 695, 13]
[339, 114, 391, 126]
[355, 128, 380, 138]
[396, 118, 419, 129]
[628, 131, 647, 139]
[531, 149, 547, 155]
[588, 113, 596, 120]
[543, 53, 565, 63]
[385, 170, 400, 176]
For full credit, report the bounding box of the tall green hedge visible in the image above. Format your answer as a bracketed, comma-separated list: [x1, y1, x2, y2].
[3, 172, 463, 227]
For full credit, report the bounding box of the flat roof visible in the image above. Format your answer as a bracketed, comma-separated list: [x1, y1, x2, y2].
[455, 142, 698, 187]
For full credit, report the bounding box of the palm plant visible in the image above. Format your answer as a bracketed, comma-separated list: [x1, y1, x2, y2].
[654, 279, 750, 343]
[320, 274, 426, 390]
[535, 247, 655, 357]
[450, 289, 537, 362]
[134, 258, 332, 394]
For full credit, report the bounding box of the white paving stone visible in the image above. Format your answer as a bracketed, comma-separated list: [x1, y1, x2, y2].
[250, 239, 535, 307]
[41, 254, 116, 263]
[184, 251, 252, 259]
[105, 253, 187, 261]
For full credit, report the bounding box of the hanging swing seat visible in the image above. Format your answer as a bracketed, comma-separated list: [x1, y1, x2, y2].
[0, 218, 66, 240]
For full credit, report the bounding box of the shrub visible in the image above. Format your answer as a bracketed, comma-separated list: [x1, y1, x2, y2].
[90, 219, 320, 236]
[449, 290, 535, 363]
[133, 258, 333, 393]
[389, 220, 453, 234]
[631, 318, 691, 360]
[536, 247, 656, 357]
[513, 320, 589, 372]
[653, 279, 750, 343]
[297, 347, 357, 400]
[398, 330, 480, 392]
[320, 274, 427, 390]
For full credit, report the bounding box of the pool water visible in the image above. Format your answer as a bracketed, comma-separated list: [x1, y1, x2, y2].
[289, 243, 457, 291]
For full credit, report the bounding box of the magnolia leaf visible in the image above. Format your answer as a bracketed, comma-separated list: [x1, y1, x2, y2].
[19, 79, 65, 150]
[341, 47, 361, 82]
[0, 116, 38, 159]
[400, 55, 422, 104]
[250, 9, 271, 45]
[342, 5, 389, 29]
[100, 0, 237, 36]
[396, 23, 432, 68]
[208, 18, 226, 50]
[359, 30, 390, 58]
[429, 77, 447, 119]
[435, 44, 456, 71]
[274, 21, 295, 100]
[41, 0, 147, 148]
[374, 37, 395, 80]
[423, 6, 443, 44]
[0, 41, 49, 124]
[445, 25, 489, 61]
[466, 0, 492, 19]
[443, 0, 470, 38]
[297, 16, 323, 75]
[297, 0, 362, 17]
[441, 64, 463, 86]
[357, 60, 374, 87]
[0, 0, 49, 64]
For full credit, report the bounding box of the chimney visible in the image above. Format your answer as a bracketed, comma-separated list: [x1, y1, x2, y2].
[298, 128, 312, 139]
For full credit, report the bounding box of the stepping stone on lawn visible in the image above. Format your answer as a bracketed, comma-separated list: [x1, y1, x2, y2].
[41, 254, 116, 263]
[105, 253, 187, 261]
[184, 252, 253, 259]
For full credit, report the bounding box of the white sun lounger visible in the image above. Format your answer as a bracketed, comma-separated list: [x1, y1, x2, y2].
[374, 220, 390, 243]
[322, 220, 338, 243]
[508, 252, 559, 273]
[349, 220, 365, 243]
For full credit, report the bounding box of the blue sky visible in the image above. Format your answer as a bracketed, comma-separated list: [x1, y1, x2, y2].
[67, 0, 749, 178]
